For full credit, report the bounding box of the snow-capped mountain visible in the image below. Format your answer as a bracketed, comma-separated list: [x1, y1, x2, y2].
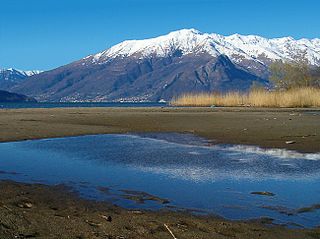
[0, 68, 42, 90]
[18, 69, 43, 77]
[0, 68, 42, 78]
[8, 29, 320, 102]
[87, 29, 320, 66]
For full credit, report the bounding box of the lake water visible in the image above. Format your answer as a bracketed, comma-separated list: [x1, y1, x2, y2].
[0, 102, 166, 109]
[0, 133, 320, 228]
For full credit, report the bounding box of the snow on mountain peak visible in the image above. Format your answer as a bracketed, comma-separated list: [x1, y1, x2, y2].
[22, 70, 43, 77]
[88, 29, 320, 66]
[0, 68, 43, 77]
[92, 28, 218, 61]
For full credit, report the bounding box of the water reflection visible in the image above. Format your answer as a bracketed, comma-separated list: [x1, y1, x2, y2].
[0, 133, 319, 228]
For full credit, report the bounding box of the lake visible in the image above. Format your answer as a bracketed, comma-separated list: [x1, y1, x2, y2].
[0, 133, 319, 228]
[0, 102, 166, 109]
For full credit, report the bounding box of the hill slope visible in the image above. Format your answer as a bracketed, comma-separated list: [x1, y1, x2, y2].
[10, 29, 320, 102]
[0, 68, 42, 90]
[0, 90, 37, 103]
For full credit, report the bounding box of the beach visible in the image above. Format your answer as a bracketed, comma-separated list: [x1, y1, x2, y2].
[1, 180, 319, 239]
[0, 107, 320, 238]
[0, 107, 319, 152]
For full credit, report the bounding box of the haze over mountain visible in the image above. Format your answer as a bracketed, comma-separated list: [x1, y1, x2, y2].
[7, 29, 320, 102]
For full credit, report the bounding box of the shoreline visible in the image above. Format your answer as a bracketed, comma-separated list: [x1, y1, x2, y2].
[0, 180, 319, 239]
[1, 107, 320, 238]
[0, 107, 319, 153]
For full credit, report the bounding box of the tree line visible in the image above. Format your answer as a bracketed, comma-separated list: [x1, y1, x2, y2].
[269, 51, 320, 90]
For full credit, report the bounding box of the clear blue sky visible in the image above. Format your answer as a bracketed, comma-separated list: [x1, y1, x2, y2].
[1, 0, 319, 70]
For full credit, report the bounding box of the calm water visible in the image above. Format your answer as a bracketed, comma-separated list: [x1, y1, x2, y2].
[0, 102, 166, 109]
[0, 133, 320, 228]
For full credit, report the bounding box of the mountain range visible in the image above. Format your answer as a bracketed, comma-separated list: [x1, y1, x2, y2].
[0, 68, 42, 90]
[3, 29, 320, 102]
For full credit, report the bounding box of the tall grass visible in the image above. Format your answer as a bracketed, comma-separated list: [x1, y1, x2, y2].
[171, 87, 320, 107]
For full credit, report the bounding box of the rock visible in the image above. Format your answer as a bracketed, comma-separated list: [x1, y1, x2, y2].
[24, 203, 33, 208]
[102, 215, 112, 222]
[285, 141, 296, 144]
[17, 202, 33, 208]
[251, 191, 275, 196]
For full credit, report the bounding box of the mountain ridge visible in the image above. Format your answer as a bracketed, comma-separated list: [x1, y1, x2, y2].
[85, 29, 320, 66]
[0, 68, 42, 90]
[0, 68, 42, 77]
[6, 29, 320, 102]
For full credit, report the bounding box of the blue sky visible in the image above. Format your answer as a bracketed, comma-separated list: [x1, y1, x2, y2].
[1, 0, 319, 70]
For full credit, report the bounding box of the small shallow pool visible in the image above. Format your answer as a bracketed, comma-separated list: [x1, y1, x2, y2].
[0, 133, 319, 228]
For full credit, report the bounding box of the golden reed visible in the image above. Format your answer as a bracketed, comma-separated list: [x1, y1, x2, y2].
[171, 87, 320, 107]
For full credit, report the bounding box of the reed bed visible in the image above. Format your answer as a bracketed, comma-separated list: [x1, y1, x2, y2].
[171, 87, 320, 107]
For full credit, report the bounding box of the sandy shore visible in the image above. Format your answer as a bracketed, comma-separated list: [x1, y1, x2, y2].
[0, 107, 320, 238]
[1, 180, 319, 239]
[0, 107, 319, 152]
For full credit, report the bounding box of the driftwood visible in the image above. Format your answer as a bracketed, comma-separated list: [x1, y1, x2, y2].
[164, 223, 177, 239]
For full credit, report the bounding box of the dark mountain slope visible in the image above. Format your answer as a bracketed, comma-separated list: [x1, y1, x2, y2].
[11, 54, 265, 102]
[0, 90, 36, 103]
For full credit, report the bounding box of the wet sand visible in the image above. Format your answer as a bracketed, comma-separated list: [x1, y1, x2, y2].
[0, 107, 320, 238]
[0, 107, 319, 152]
[1, 180, 319, 239]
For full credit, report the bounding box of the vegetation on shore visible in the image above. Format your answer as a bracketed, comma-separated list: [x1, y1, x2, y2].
[171, 87, 320, 107]
[172, 52, 320, 107]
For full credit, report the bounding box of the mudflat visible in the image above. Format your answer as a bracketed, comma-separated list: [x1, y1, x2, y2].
[0, 107, 319, 152]
[0, 180, 319, 239]
[1, 107, 320, 238]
